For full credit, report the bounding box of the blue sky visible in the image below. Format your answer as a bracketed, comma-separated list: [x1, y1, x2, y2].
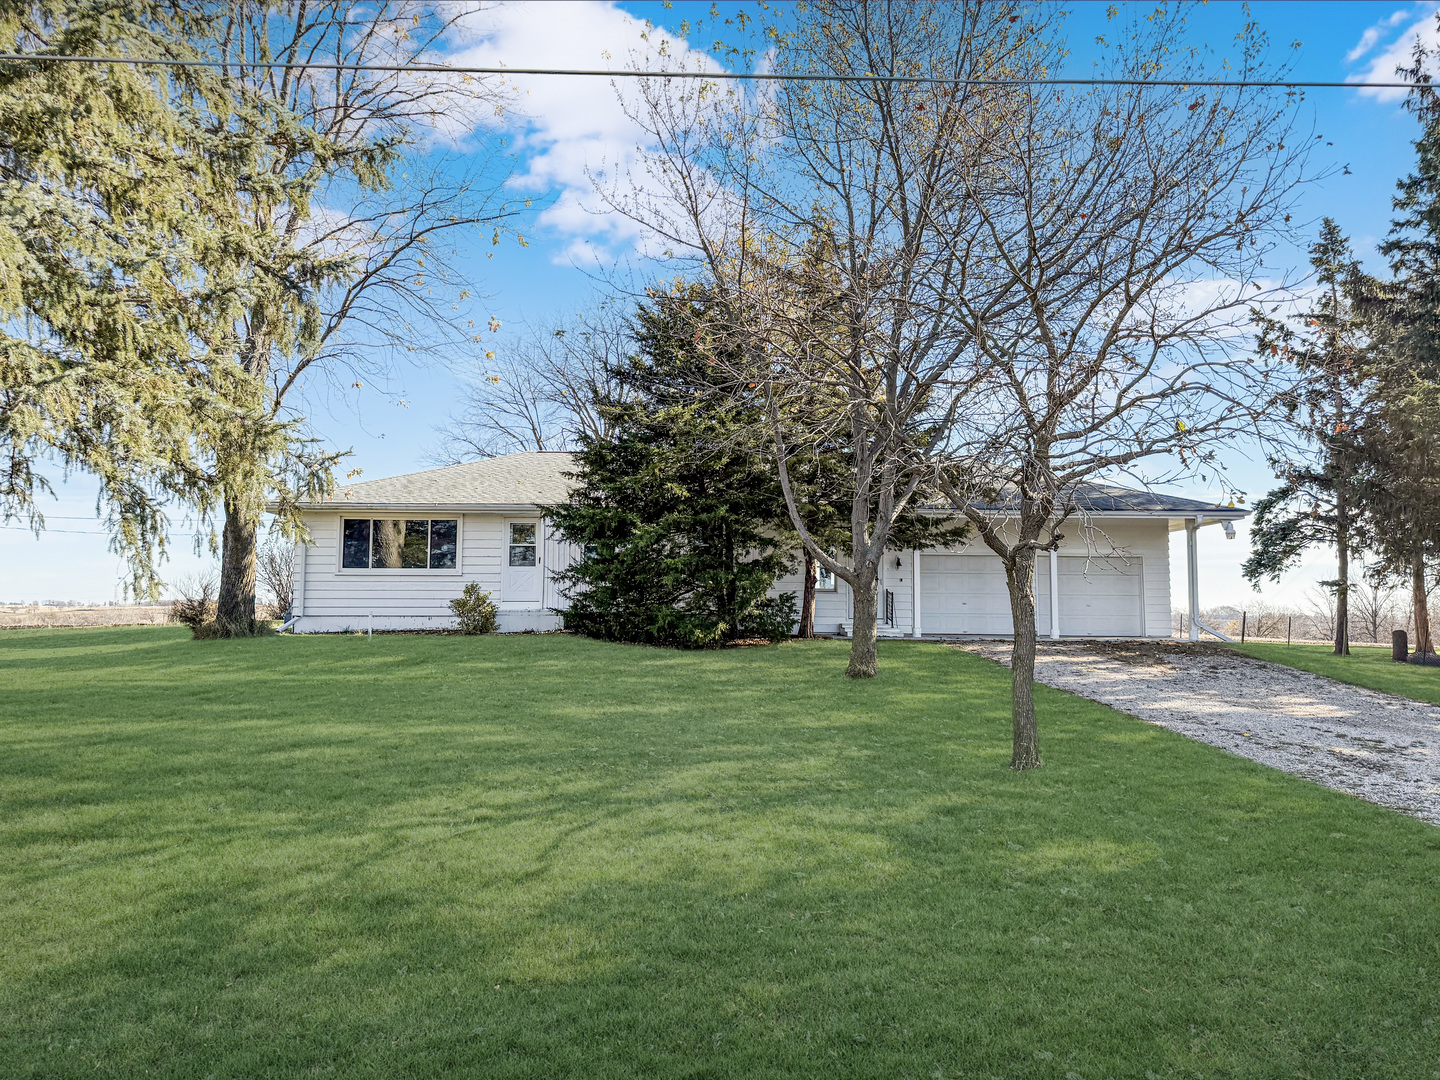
[5, 1, 1436, 609]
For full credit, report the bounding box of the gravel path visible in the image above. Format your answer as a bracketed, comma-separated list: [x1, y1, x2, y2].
[956, 640, 1440, 825]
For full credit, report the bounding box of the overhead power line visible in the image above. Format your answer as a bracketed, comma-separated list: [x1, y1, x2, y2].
[0, 54, 1424, 90]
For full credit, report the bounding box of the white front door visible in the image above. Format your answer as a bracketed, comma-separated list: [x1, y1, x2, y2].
[501, 520, 542, 604]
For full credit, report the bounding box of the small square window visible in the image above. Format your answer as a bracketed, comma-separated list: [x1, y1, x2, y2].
[508, 521, 537, 567]
[816, 564, 837, 591]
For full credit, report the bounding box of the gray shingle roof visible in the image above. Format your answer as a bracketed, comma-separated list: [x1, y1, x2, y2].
[299, 451, 1245, 517]
[957, 482, 1247, 516]
[306, 451, 578, 510]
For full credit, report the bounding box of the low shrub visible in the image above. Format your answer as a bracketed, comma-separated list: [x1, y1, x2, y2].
[736, 593, 800, 643]
[450, 583, 499, 635]
[169, 576, 217, 634]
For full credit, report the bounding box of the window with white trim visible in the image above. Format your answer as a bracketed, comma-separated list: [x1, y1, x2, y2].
[508, 522, 537, 566]
[342, 519, 458, 569]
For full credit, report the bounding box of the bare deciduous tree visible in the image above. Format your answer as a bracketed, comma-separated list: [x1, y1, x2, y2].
[433, 305, 635, 461]
[606, 0, 1042, 677]
[257, 536, 295, 617]
[194, 3, 523, 635]
[1348, 577, 1401, 644]
[1303, 586, 1339, 644]
[934, 7, 1312, 767]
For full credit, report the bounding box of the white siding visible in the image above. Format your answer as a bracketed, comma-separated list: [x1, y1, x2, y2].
[771, 517, 1173, 639]
[878, 553, 914, 636]
[290, 511, 577, 633]
[769, 553, 915, 637]
[292, 510, 1171, 637]
[771, 562, 855, 635]
[1058, 519, 1170, 638]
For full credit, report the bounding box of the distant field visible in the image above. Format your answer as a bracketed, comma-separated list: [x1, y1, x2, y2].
[0, 605, 172, 629]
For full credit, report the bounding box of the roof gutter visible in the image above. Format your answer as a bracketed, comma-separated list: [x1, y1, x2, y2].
[266, 501, 554, 514]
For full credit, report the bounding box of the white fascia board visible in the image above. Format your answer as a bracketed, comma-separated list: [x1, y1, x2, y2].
[914, 507, 1249, 523]
[1164, 512, 1250, 532]
[277, 502, 545, 514]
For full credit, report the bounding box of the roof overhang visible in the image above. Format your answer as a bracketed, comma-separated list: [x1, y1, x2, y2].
[270, 502, 546, 515]
[916, 506, 1249, 523]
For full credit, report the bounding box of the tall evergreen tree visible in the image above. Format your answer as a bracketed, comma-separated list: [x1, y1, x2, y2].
[1354, 35, 1440, 656]
[548, 291, 798, 648]
[0, 2, 271, 595]
[1243, 220, 1373, 655]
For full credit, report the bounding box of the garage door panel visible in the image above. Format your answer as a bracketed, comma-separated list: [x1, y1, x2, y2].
[921, 554, 1032, 635]
[1056, 556, 1143, 636]
[921, 552, 1143, 637]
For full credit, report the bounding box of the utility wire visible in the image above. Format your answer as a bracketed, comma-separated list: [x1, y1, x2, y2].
[0, 54, 1423, 90]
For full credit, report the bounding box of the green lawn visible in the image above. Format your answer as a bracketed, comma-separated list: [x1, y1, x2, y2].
[1, 629, 1436, 1079]
[1231, 641, 1440, 706]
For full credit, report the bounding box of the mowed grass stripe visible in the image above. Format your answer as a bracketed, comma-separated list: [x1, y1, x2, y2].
[1232, 640, 1440, 705]
[0, 627, 1435, 1079]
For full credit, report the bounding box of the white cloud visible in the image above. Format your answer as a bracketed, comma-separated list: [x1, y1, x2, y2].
[1345, 8, 1414, 63]
[1346, 4, 1440, 102]
[438, 1, 725, 262]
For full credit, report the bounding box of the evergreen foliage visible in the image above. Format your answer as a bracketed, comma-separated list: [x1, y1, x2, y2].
[548, 292, 798, 648]
[1348, 38, 1440, 653]
[0, 2, 285, 596]
[4, 4, 513, 627]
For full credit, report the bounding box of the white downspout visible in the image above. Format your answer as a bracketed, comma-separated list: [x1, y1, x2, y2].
[1049, 548, 1060, 640]
[912, 549, 922, 638]
[1186, 512, 1236, 642]
[293, 535, 307, 625]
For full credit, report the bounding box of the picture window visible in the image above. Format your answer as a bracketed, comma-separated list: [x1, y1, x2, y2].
[341, 519, 457, 569]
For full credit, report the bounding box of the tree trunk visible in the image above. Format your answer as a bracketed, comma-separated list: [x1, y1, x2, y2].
[1005, 549, 1041, 771]
[847, 561, 879, 678]
[723, 521, 737, 637]
[1414, 549, 1433, 656]
[799, 549, 817, 638]
[1334, 498, 1350, 656]
[216, 490, 260, 636]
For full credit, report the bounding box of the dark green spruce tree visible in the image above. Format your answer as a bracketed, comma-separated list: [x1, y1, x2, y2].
[548, 290, 798, 648]
[1350, 37, 1440, 657]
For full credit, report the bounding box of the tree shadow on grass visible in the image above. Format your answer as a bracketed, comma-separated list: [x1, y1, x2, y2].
[1, 632, 1438, 1078]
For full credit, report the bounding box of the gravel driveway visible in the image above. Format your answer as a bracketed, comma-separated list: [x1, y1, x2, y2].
[956, 640, 1440, 825]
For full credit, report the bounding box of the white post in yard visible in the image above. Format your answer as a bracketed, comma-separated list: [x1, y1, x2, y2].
[1049, 548, 1060, 640]
[1186, 516, 1201, 643]
[912, 549, 922, 637]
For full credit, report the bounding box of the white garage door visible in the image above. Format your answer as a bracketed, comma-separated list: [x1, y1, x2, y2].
[921, 554, 1017, 635]
[922, 553, 1144, 637]
[1052, 556, 1143, 637]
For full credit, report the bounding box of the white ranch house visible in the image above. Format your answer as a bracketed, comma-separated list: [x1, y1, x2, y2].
[282, 451, 1243, 639]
